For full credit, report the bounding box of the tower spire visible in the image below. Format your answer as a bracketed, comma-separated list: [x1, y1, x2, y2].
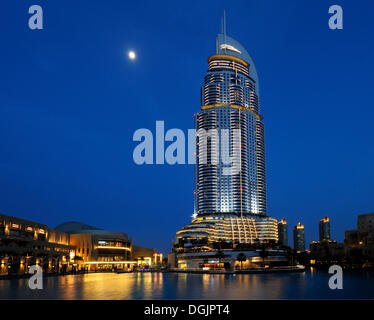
[220, 10, 226, 35]
[218, 10, 227, 54]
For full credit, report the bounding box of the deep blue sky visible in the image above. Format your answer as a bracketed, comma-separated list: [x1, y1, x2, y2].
[1, 0, 373, 254]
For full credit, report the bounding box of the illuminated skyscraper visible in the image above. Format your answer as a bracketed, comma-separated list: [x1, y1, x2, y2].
[293, 222, 305, 252]
[174, 18, 278, 247]
[278, 219, 288, 246]
[195, 28, 265, 217]
[319, 216, 331, 241]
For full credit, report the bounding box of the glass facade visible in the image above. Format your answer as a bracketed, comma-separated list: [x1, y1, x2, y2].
[293, 222, 305, 252]
[174, 30, 279, 246]
[319, 216, 331, 241]
[195, 34, 266, 216]
[278, 219, 288, 246]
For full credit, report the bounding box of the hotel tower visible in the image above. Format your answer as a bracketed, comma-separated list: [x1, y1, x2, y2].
[174, 21, 278, 247]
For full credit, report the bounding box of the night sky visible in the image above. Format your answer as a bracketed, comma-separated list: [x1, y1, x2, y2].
[1, 0, 374, 254]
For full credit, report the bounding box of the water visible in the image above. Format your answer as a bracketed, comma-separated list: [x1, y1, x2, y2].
[0, 270, 373, 299]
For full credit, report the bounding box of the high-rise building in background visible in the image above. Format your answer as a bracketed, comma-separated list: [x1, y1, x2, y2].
[345, 213, 374, 245]
[319, 216, 331, 241]
[342, 212, 374, 264]
[174, 19, 278, 247]
[293, 222, 305, 252]
[344, 229, 358, 246]
[278, 219, 288, 246]
[357, 213, 374, 244]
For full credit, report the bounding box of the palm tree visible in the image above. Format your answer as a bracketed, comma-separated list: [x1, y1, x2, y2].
[236, 253, 247, 270]
[215, 250, 225, 268]
[259, 245, 268, 268]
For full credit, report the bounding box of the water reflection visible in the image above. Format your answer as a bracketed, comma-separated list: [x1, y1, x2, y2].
[0, 271, 372, 299]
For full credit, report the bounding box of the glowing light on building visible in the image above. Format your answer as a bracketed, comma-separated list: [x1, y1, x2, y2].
[174, 24, 279, 246]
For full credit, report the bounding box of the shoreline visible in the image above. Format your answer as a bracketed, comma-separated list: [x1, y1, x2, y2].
[2, 266, 373, 280]
[0, 269, 164, 280]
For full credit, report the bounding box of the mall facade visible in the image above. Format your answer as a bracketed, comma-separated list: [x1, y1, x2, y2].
[0, 214, 75, 275]
[0, 214, 161, 276]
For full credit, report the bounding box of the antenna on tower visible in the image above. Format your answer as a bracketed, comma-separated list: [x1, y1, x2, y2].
[218, 10, 227, 54]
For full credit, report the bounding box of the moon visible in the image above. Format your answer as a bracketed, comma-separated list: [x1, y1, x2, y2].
[128, 50, 136, 60]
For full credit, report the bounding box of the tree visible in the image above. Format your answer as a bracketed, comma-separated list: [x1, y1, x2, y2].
[224, 262, 231, 271]
[236, 253, 247, 270]
[259, 245, 268, 267]
[215, 250, 225, 266]
[288, 248, 296, 266]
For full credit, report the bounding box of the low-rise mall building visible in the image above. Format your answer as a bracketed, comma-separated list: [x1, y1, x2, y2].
[55, 222, 134, 271]
[0, 214, 75, 275]
[0, 213, 161, 276]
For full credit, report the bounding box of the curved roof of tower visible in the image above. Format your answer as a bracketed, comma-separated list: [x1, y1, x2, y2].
[217, 33, 259, 95]
[55, 221, 127, 238]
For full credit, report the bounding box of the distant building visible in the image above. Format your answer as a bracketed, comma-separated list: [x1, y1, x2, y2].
[344, 230, 358, 246]
[319, 216, 331, 241]
[357, 213, 374, 244]
[293, 222, 305, 252]
[343, 213, 374, 266]
[310, 240, 344, 264]
[344, 213, 374, 246]
[132, 245, 163, 265]
[278, 219, 288, 246]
